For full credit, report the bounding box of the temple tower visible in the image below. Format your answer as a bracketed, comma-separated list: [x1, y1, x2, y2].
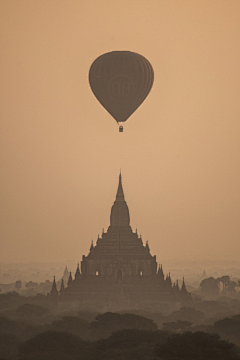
[55, 173, 192, 310]
[79, 173, 157, 280]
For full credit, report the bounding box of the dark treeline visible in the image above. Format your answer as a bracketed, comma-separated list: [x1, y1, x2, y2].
[1, 311, 240, 359]
[1, 291, 240, 359]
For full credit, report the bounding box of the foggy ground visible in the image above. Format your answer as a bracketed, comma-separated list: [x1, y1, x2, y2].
[1, 260, 240, 290]
[1, 294, 240, 359]
[1, 263, 240, 359]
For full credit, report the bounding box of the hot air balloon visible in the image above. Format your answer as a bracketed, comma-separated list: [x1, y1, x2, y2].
[89, 51, 154, 132]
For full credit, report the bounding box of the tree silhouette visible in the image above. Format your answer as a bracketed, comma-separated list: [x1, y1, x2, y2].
[94, 329, 170, 360]
[15, 280, 22, 291]
[218, 275, 230, 293]
[227, 281, 238, 294]
[16, 303, 49, 317]
[217, 276, 238, 294]
[200, 277, 220, 296]
[25, 281, 38, 289]
[155, 331, 240, 360]
[214, 315, 240, 347]
[19, 330, 89, 359]
[166, 306, 204, 324]
[91, 312, 157, 338]
[52, 316, 90, 340]
[162, 320, 192, 332]
[0, 333, 20, 359]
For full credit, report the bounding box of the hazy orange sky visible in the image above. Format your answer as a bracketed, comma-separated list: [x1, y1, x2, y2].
[1, 0, 240, 265]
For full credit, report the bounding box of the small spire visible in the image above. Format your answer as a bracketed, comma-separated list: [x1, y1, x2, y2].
[157, 264, 163, 278]
[181, 276, 187, 293]
[176, 279, 179, 291]
[168, 272, 172, 286]
[75, 263, 81, 280]
[145, 240, 149, 251]
[165, 272, 172, 287]
[67, 272, 73, 286]
[50, 276, 58, 296]
[159, 264, 164, 278]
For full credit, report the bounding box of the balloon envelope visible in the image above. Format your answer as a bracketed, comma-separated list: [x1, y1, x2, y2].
[89, 51, 154, 123]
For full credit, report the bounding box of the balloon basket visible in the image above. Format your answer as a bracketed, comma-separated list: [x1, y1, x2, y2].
[119, 126, 123, 132]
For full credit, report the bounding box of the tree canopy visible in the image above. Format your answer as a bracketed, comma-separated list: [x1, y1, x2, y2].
[155, 331, 240, 360]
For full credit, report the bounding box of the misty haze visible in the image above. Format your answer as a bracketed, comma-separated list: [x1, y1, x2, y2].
[1, 0, 240, 359]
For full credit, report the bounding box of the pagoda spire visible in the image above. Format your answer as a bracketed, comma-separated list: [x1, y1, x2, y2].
[75, 263, 81, 280]
[165, 271, 172, 287]
[145, 240, 150, 252]
[110, 173, 130, 227]
[168, 272, 172, 286]
[157, 264, 164, 280]
[50, 276, 58, 296]
[67, 272, 73, 286]
[90, 240, 93, 251]
[181, 276, 187, 293]
[116, 172, 124, 201]
[175, 279, 179, 291]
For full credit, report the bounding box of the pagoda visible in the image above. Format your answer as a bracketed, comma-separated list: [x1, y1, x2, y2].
[50, 173, 192, 310]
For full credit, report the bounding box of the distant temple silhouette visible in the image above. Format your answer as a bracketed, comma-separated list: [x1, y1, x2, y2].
[50, 173, 192, 310]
